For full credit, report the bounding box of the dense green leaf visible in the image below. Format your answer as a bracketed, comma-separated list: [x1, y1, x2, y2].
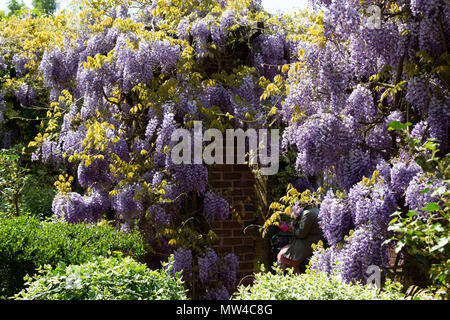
[0, 215, 145, 297]
[14, 255, 187, 300]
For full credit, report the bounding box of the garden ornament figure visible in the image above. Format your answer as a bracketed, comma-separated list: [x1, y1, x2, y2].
[276, 176, 324, 273]
[276, 205, 323, 273]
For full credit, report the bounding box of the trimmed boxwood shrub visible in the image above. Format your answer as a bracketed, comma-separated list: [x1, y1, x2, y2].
[0, 214, 145, 298]
[233, 267, 404, 300]
[14, 255, 187, 300]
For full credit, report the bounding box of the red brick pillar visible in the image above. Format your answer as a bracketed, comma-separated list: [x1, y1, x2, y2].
[209, 164, 258, 286]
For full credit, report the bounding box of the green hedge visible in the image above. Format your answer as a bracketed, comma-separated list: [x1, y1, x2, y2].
[14, 255, 187, 300]
[233, 267, 404, 300]
[0, 214, 145, 298]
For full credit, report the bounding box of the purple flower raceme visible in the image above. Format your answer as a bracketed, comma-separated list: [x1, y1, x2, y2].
[291, 203, 305, 220]
[203, 286, 230, 300]
[0, 92, 5, 125]
[346, 85, 376, 123]
[154, 111, 177, 166]
[40, 47, 79, 88]
[406, 76, 429, 114]
[171, 247, 193, 280]
[132, 139, 151, 160]
[410, 0, 442, 17]
[198, 248, 218, 284]
[427, 95, 450, 149]
[375, 158, 392, 184]
[282, 76, 318, 122]
[12, 54, 29, 77]
[286, 112, 356, 176]
[150, 39, 180, 73]
[336, 148, 375, 191]
[110, 138, 131, 162]
[338, 227, 389, 284]
[418, 12, 444, 57]
[0, 56, 6, 71]
[172, 163, 209, 195]
[220, 253, 239, 290]
[111, 184, 144, 222]
[196, 248, 239, 299]
[410, 120, 429, 143]
[191, 19, 210, 60]
[208, 8, 235, 45]
[52, 192, 86, 223]
[405, 173, 446, 212]
[15, 83, 37, 106]
[366, 111, 404, 150]
[177, 18, 190, 41]
[252, 32, 288, 79]
[151, 171, 164, 188]
[203, 191, 230, 223]
[84, 191, 110, 222]
[150, 204, 171, 233]
[347, 178, 397, 234]
[389, 161, 423, 196]
[310, 245, 345, 277]
[52, 191, 106, 224]
[41, 140, 62, 167]
[145, 117, 159, 140]
[77, 158, 114, 191]
[319, 191, 352, 247]
[114, 36, 140, 94]
[310, 246, 334, 275]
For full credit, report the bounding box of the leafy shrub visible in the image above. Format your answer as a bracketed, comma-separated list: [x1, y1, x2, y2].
[0, 148, 56, 219]
[18, 166, 57, 219]
[233, 266, 404, 300]
[0, 150, 30, 216]
[0, 174, 56, 220]
[14, 255, 187, 300]
[386, 133, 449, 299]
[0, 215, 145, 297]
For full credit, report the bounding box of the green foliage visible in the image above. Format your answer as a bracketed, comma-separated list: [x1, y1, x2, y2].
[0, 214, 145, 298]
[32, 0, 57, 15]
[18, 173, 56, 219]
[14, 255, 187, 300]
[233, 265, 404, 300]
[388, 204, 449, 299]
[0, 148, 55, 219]
[388, 121, 446, 174]
[7, 0, 26, 16]
[0, 149, 31, 216]
[386, 124, 449, 299]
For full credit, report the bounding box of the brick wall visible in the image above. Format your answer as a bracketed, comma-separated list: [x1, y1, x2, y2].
[209, 164, 259, 286]
[143, 161, 267, 289]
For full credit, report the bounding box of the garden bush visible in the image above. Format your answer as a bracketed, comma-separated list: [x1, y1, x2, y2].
[233, 266, 404, 300]
[0, 214, 145, 298]
[14, 255, 187, 300]
[19, 176, 56, 219]
[0, 148, 56, 219]
[0, 166, 56, 219]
